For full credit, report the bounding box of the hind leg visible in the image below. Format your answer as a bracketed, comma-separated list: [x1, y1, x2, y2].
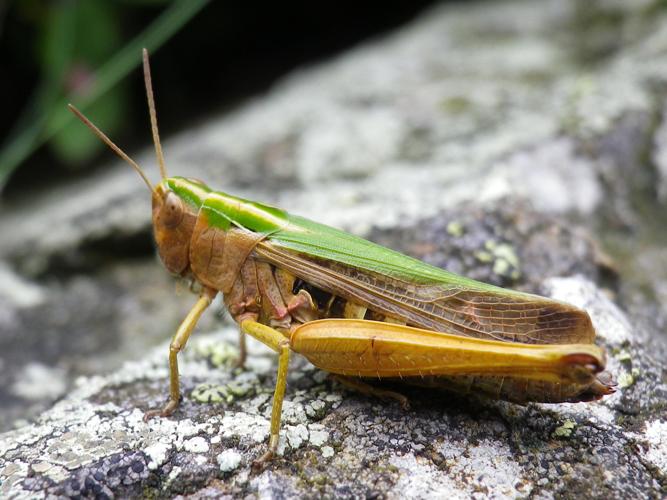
[331, 375, 410, 410]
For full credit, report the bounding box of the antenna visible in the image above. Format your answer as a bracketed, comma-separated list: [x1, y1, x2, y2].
[142, 48, 167, 179]
[67, 104, 155, 193]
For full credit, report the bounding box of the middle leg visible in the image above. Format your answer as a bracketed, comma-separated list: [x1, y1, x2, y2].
[239, 320, 291, 466]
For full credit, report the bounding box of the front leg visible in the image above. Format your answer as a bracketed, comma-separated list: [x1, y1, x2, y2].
[144, 287, 217, 420]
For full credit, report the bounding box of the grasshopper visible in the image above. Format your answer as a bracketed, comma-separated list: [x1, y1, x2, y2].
[69, 49, 615, 465]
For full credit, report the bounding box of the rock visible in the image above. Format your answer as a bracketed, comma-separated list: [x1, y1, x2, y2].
[1, 0, 666, 497]
[0, 269, 664, 498]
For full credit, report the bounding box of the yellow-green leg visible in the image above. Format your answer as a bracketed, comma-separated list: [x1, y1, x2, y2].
[144, 288, 217, 421]
[240, 320, 291, 466]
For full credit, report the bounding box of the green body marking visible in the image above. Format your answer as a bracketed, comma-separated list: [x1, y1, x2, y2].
[165, 177, 539, 297]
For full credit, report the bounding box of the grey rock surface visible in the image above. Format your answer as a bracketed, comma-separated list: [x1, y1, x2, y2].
[1, 0, 667, 498]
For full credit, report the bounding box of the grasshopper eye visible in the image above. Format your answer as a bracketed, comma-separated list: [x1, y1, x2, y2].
[161, 191, 184, 228]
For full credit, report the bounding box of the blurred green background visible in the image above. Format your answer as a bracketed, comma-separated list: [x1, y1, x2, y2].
[0, 0, 435, 197]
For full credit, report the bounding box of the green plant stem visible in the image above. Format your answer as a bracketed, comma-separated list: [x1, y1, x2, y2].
[0, 0, 209, 192]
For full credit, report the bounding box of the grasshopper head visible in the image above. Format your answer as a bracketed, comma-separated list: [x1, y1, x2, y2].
[152, 181, 199, 275]
[68, 49, 207, 277]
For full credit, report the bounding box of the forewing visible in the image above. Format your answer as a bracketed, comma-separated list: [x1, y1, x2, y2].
[255, 241, 596, 345]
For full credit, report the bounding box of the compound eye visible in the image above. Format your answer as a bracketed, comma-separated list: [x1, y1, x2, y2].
[161, 191, 184, 228]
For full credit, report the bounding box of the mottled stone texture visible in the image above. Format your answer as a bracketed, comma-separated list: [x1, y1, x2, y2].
[1, 0, 666, 498]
